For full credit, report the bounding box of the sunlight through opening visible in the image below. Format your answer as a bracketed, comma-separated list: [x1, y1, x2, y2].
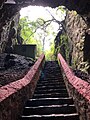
[19, 5, 66, 59]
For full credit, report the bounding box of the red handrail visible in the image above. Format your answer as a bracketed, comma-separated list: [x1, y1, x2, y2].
[0, 54, 45, 102]
[58, 53, 90, 101]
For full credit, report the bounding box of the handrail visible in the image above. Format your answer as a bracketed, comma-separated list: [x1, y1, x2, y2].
[0, 53, 45, 120]
[58, 53, 90, 102]
[0, 54, 45, 102]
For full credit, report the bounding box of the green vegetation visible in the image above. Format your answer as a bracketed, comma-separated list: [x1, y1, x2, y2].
[60, 34, 69, 60]
[45, 41, 55, 60]
[19, 16, 42, 57]
[19, 6, 66, 60]
[55, 34, 69, 61]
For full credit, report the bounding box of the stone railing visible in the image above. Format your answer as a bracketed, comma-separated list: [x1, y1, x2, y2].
[58, 53, 90, 120]
[0, 54, 45, 120]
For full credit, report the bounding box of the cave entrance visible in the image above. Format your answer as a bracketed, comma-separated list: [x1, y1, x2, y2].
[18, 5, 66, 60]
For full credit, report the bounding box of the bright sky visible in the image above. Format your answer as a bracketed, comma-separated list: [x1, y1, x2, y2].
[20, 6, 51, 21]
[20, 6, 66, 50]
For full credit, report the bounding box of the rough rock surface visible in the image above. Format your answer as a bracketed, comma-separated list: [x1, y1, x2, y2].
[0, 13, 20, 53]
[73, 69, 90, 84]
[0, 53, 34, 87]
[0, 0, 89, 54]
[4, 0, 90, 14]
[65, 10, 90, 73]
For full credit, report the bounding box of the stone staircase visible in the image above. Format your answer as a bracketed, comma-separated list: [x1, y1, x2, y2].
[20, 61, 80, 120]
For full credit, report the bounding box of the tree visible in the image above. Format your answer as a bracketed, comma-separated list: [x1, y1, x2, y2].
[19, 16, 43, 56]
[19, 6, 66, 59]
[45, 40, 55, 60]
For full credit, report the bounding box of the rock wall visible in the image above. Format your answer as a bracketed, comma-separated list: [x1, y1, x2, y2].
[58, 53, 90, 120]
[0, 13, 20, 53]
[65, 10, 90, 73]
[0, 2, 21, 54]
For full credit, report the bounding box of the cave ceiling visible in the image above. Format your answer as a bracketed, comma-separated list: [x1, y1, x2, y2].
[3, 0, 90, 14]
[0, 0, 90, 32]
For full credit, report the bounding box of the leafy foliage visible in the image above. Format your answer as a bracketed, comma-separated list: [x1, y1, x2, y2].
[55, 33, 69, 61]
[45, 41, 55, 60]
[19, 6, 66, 59]
[20, 17, 35, 43]
[19, 16, 42, 56]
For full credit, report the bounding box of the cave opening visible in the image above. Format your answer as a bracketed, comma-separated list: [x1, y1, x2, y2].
[18, 5, 66, 60]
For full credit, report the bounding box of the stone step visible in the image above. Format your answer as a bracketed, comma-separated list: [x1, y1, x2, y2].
[36, 84, 66, 88]
[45, 74, 62, 76]
[26, 98, 74, 107]
[45, 77, 63, 80]
[21, 113, 79, 120]
[44, 77, 62, 79]
[35, 89, 67, 94]
[35, 87, 67, 92]
[33, 93, 69, 98]
[37, 82, 65, 86]
[38, 80, 62, 83]
[20, 61, 79, 120]
[36, 85, 66, 90]
[23, 105, 76, 115]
